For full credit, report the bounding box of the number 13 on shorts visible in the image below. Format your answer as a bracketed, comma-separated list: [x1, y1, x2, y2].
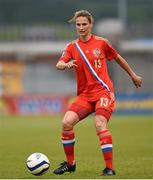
[96, 93, 115, 112]
[100, 97, 110, 107]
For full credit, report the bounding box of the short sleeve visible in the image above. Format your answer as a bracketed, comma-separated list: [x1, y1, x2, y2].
[105, 40, 118, 61]
[59, 43, 72, 63]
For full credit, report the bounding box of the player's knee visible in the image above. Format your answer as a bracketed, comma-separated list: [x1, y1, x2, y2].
[62, 111, 79, 130]
[94, 115, 107, 132]
[62, 119, 74, 130]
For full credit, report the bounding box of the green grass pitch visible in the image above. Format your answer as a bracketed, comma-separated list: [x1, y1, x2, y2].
[0, 114, 152, 179]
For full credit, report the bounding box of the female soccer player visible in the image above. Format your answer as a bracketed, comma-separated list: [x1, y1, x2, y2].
[53, 10, 142, 176]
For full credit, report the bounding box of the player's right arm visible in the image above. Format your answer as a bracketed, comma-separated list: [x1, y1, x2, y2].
[56, 60, 77, 70]
[56, 42, 77, 70]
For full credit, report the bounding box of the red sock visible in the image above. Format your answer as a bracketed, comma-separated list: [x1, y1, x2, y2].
[61, 129, 75, 165]
[97, 130, 114, 170]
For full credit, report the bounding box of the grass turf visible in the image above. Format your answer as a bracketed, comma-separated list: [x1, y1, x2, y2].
[0, 114, 152, 179]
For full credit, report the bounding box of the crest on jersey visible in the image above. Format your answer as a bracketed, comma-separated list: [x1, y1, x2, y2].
[92, 48, 101, 58]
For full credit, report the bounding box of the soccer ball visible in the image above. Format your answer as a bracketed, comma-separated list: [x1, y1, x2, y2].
[26, 152, 50, 176]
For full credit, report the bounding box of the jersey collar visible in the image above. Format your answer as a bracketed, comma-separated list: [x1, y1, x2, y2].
[78, 34, 94, 44]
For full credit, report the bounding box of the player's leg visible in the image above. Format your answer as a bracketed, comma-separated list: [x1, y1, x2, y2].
[61, 111, 79, 166]
[61, 96, 94, 166]
[94, 93, 116, 175]
[95, 115, 115, 175]
[53, 96, 93, 175]
[53, 111, 78, 175]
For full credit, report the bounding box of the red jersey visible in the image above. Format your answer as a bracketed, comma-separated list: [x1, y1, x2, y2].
[59, 35, 118, 101]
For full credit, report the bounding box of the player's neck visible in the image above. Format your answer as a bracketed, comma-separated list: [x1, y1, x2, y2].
[79, 34, 92, 42]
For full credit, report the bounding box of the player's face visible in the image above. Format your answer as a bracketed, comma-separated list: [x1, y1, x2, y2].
[75, 16, 92, 38]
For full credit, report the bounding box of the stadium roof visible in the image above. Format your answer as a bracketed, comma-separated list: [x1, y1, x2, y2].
[119, 39, 153, 52]
[0, 41, 68, 56]
[0, 39, 152, 58]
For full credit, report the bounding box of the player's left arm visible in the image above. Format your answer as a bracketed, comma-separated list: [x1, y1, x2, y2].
[115, 54, 142, 88]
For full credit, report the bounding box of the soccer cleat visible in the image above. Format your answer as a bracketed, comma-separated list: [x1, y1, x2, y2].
[102, 167, 116, 176]
[53, 161, 76, 175]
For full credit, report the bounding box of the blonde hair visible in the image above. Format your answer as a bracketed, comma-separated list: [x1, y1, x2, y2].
[69, 9, 94, 24]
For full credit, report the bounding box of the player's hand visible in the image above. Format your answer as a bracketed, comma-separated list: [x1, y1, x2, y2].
[132, 74, 142, 88]
[56, 60, 77, 70]
[66, 60, 78, 69]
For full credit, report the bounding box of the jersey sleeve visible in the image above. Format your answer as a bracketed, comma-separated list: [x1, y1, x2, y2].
[105, 40, 118, 61]
[59, 43, 72, 63]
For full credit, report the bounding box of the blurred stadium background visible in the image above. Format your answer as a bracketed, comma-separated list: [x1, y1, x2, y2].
[0, 0, 153, 179]
[0, 0, 152, 115]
